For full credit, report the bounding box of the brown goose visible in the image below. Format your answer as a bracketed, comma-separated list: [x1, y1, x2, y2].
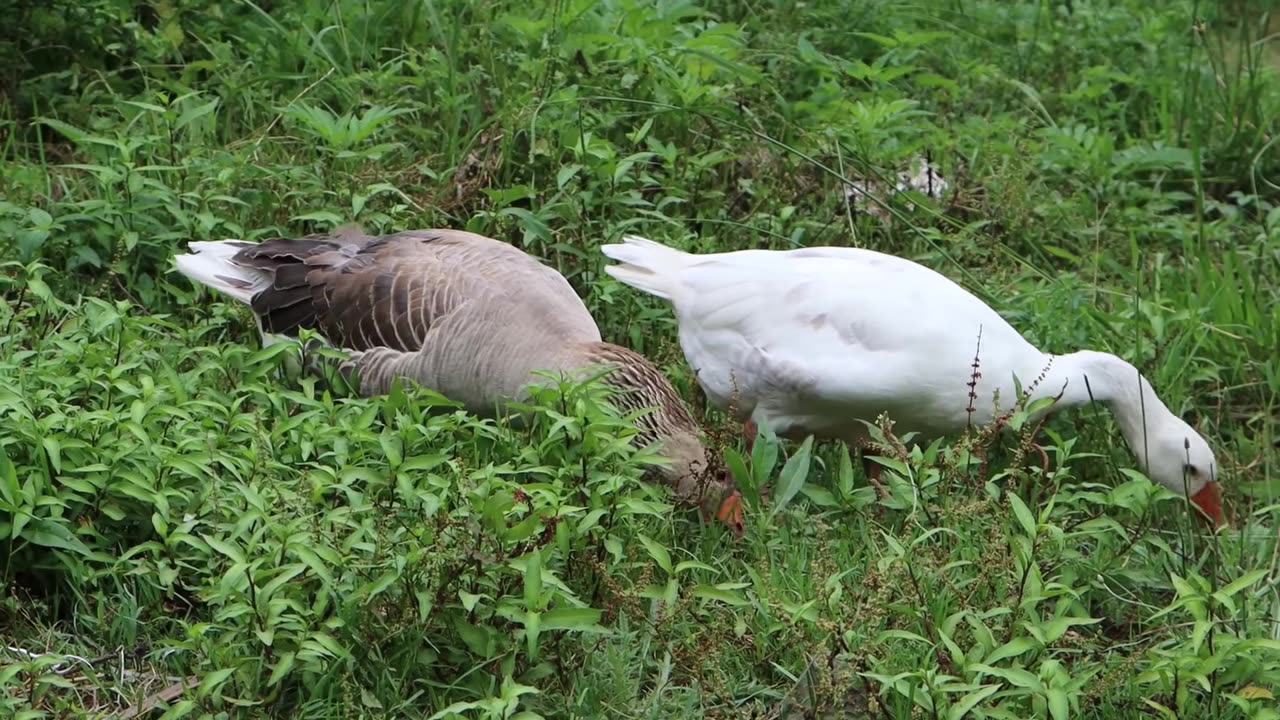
[174, 226, 744, 532]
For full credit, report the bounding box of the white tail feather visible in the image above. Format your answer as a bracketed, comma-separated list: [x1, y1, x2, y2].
[599, 235, 691, 301]
[173, 239, 267, 305]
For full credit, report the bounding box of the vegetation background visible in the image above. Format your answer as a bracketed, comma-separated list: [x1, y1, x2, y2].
[2, 0, 1280, 717]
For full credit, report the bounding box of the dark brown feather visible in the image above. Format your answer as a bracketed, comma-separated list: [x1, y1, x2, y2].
[228, 227, 478, 353]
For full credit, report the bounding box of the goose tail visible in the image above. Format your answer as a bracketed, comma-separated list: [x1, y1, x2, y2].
[173, 239, 265, 305]
[599, 235, 691, 301]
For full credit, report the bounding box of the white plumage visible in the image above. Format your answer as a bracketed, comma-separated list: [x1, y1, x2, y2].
[601, 235, 1224, 526]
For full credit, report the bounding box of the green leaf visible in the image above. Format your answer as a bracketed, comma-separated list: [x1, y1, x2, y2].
[454, 618, 496, 657]
[540, 607, 605, 631]
[971, 664, 1043, 692]
[0, 449, 19, 507]
[771, 435, 814, 516]
[36, 117, 91, 143]
[28, 207, 53, 228]
[400, 453, 448, 473]
[1008, 493, 1037, 537]
[524, 548, 543, 611]
[947, 683, 1001, 720]
[248, 340, 301, 369]
[459, 590, 484, 612]
[524, 609, 541, 660]
[379, 429, 403, 468]
[291, 545, 335, 586]
[985, 636, 1039, 664]
[836, 448, 855, 498]
[266, 650, 296, 687]
[693, 584, 750, 606]
[174, 97, 220, 131]
[637, 533, 672, 574]
[674, 559, 716, 574]
[722, 447, 750, 487]
[196, 668, 236, 700]
[1046, 687, 1069, 720]
[40, 436, 61, 474]
[1214, 569, 1267, 601]
[360, 687, 384, 709]
[157, 700, 196, 720]
[799, 483, 839, 507]
[1034, 615, 1101, 644]
[204, 535, 246, 564]
[24, 519, 93, 557]
[556, 163, 583, 189]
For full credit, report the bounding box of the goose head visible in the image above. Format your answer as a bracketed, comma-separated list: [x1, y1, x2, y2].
[583, 342, 745, 534]
[1053, 350, 1226, 528]
[1137, 414, 1224, 527]
[653, 431, 744, 535]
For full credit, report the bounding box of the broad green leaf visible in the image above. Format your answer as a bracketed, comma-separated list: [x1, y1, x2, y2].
[1034, 615, 1101, 645]
[799, 482, 839, 507]
[1214, 569, 1267, 601]
[524, 548, 543, 611]
[454, 618, 496, 657]
[971, 663, 1043, 692]
[1046, 687, 1069, 720]
[196, 668, 236, 699]
[540, 608, 605, 631]
[722, 447, 750, 487]
[24, 519, 92, 556]
[771, 435, 814, 516]
[694, 584, 750, 606]
[291, 545, 335, 586]
[266, 650, 296, 687]
[556, 163, 583, 189]
[400, 454, 448, 473]
[0, 449, 19, 506]
[379, 430, 403, 468]
[41, 436, 61, 474]
[947, 684, 1001, 720]
[836, 448, 855, 497]
[459, 591, 484, 612]
[986, 636, 1039, 664]
[637, 533, 672, 574]
[360, 687, 384, 709]
[1008, 493, 1037, 537]
[175, 97, 220, 131]
[674, 559, 716, 574]
[359, 570, 399, 598]
[524, 609, 541, 660]
[36, 117, 91, 143]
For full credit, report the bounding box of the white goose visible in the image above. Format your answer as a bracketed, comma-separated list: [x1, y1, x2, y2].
[600, 235, 1225, 527]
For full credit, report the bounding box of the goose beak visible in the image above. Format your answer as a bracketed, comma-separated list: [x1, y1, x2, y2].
[1190, 482, 1226, 528]
[714, 490, 745, 536]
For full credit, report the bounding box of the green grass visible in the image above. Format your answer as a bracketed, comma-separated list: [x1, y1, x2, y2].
[3, 0, 1280, 718]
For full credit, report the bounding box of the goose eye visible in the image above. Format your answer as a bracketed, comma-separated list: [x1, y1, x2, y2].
[1184, 464, 1199, 477]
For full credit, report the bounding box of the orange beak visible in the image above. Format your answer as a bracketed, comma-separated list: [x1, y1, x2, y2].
[714, 490, 745, 536]
[1189, 482, 1226, 528]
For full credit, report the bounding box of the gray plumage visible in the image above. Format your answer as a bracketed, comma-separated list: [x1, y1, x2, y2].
[173, 227, 744, 530]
